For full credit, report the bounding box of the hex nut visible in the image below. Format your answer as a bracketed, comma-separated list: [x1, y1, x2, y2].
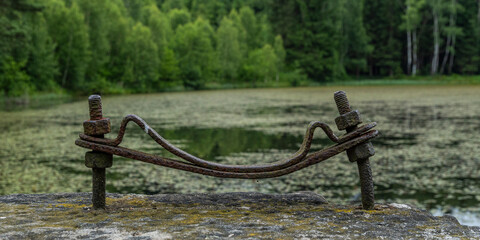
[83, 118, 111, 136]
[347, 142, 375, 162]
[85, 151, 113, 168]
[335, 110, 362, 131]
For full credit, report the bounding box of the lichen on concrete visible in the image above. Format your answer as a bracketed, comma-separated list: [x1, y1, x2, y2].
[0, 192, 478, 239]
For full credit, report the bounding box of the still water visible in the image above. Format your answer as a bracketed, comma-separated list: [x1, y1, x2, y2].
[1, 86, 479, 225]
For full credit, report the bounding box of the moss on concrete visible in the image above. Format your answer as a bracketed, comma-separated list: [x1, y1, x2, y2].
[0, 192, 478, 239]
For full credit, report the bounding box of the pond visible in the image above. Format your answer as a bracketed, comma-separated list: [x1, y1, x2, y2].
[1, 86, 479, 225]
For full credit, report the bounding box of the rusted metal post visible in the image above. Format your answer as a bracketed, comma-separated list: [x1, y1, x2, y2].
[334, 91, 375, 210]
[83, 95, 112, 209]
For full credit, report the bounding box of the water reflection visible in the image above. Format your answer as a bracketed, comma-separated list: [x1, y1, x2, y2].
[432, 208, 480, 227]
[131, 127, 310, 159]
[131, 127, 320, 160]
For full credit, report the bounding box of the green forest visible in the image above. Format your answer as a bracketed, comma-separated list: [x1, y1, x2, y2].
[1, 0, 479, 97]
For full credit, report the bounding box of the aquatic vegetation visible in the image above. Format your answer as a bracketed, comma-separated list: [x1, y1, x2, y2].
[0, 86, 479, 221]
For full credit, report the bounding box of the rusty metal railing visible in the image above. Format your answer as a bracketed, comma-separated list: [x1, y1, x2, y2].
[75, 91, 379, 210]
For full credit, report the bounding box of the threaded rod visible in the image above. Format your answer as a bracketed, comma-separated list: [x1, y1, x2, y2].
[88, 95, 103, 120]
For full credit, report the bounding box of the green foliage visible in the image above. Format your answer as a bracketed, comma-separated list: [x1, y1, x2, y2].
[228, 9, 248, 58]
[243, 44, 278, 84]
[364, 0, 403, 76]
[174, 18, 215, 89]
[45, 0, 90, 90]
[453, 0, 479, 74]
[239, 6, 259, 50]
[270, 0, 344, 81]
[401, 0, 425, 31]
[27, 13, 58, 91]
[0, 57, 31, 97]
[0, 0, 41, 96]
[123, 0, 155, 21]
[340, 0, 372, 76]
[141, 5, 172, 50]
[168, 8, 191, 30]
[273, 35, 286, 71]
[161, 0, 187, 12]
[280, 68, 309, 87]
[190, 0, 229, 26]
[2, 0, 480, 97]
[158, 47, 181, 87]
[77, 0, 112, 85]
[0, 0, 40, 65]
[141, 4, 180, 89]
[123, 23, 159, 92]
[216, 16, 241, 81]
[103, 0, 129, 88]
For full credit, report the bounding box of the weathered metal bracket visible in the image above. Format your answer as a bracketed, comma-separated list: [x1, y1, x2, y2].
[75, 91, 379, 210]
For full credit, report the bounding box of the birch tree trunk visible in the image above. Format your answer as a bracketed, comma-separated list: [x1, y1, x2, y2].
[448, 33, 456, 74]
[440, 0, 456, 74]
[431, 8, 440, 75]
[412, 30, 418, 76]
[439, 33, 451, 74]
[406, 1, 412, 75]
[407, 30, 412, 75]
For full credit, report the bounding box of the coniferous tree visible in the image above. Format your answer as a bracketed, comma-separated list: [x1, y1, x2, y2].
[454, 0, 480, 73]
[364, 0, 403, 76]
[340, 0, 371, 77]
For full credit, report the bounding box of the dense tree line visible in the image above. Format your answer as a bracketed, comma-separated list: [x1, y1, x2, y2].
[1, 0, 479, 97]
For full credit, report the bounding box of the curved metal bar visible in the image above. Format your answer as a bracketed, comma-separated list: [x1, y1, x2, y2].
[76, 129, 378, 179]
[79, 114, 376, 173]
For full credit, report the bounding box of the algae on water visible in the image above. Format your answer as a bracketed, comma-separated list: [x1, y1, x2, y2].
[0, 86, 479, 219]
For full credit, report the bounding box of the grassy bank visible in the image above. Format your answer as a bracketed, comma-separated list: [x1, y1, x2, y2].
[180, 75, 480, 91]
[324, 75, 480, 86]
[2, 75, 480, 110]
[0, 92, 77, 111]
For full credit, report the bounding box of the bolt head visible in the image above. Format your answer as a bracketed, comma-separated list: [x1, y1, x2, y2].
[335, 110, 362, 131]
